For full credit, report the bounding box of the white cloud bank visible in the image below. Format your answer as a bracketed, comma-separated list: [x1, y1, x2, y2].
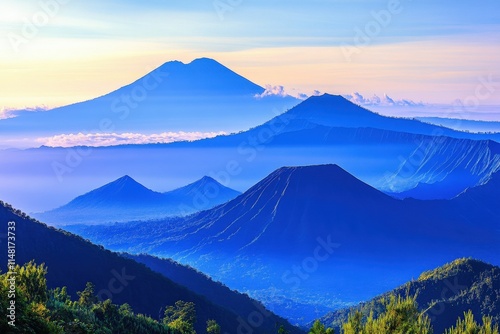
[0, 106, 49, 119]
[255, 86, 423, 107]
[344, 92, 425, 107]
[36, 131, 227, 148]
[254, 85, 322, 100]
[254, 85, 288, 99]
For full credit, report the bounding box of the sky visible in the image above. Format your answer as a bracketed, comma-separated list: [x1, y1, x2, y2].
[0, 0, 499, 114]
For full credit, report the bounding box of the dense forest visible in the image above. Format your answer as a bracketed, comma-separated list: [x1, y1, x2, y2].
[2, 262, 498, 334]
[308, 295, 499, 334]
[0, 262, 189, 333]
[319, 258, 500, 333]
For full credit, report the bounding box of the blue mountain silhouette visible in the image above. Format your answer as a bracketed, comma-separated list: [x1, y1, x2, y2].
[34, 175, 241, 225]
[0, 58, 299, 136]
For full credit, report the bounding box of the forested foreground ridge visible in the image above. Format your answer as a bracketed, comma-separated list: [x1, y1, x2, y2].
[1, 261, 498, 334]
[308, 295, 499, 334]
[0, 262, 294, 334]
[311, 258, 500, 334]
[0, 201, 302, 334]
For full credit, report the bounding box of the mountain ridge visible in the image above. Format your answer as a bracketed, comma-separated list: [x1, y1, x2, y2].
[276, 94, 500, 142]
[34, 174, 241, 225]
[317, 258, 500, 334]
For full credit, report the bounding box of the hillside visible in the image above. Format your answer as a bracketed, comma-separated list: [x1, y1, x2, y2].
[318, 258, 500, 334]
[0, 201, 302, 333]
[124, 253, 295, 329]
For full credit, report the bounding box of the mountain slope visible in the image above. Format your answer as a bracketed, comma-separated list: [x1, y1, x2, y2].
[318, 258, 500, 334]
[281, 94, 500, 141]
[0, 58, 300, 140]
[0, 200, 302, 333]
[164, 175, 242, 214]
[61, 175, 165, 208]
[68, 164, 500, 324]
[124, 252, 297, 330]
[34, 175, 241, 225]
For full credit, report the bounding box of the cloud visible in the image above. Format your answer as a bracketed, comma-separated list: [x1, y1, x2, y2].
[254, 85, 288, 99]
[343, 92, 425, 107]
[0, 106, 49, 120]
[0, 108, 14, 120]
[36, 131, 227, 148]
[254, 85, 323, 100]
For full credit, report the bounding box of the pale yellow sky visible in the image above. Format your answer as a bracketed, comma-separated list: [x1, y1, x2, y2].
[1, 38, 499, 112]
[1, 0, 499, 112]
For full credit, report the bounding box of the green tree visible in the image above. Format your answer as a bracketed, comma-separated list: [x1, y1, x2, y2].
[340, 294, 432, 334]
[445, 310, 499, 334]
[366, 295, 431, 334]
[51, 286, 71, 304]
[309, 320, 334, 334]
[164, 300, 197, 333]
[0, 262, 53, 333]
[278, 324, 289, 334]
[342, 311, 363, 334]
[16, 261, 49, 303]
[206, 319, 221, 334]
[118, 303, 134, 316]
[77, 282, 98, 307]
[93, 299, 119, 323]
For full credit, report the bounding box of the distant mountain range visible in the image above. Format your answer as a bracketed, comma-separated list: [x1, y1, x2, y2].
[417, 117, 500, 133]
[66, 164, 500, 324]
[0, 200, 302, 333]
[233, 94, 500, 197]
[4, 92, 500, 212]
[272, 94, 500, 141]
[34, 175, 241, 225]
[0, 58, 299, 141]
[318, 258, 500, 334]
